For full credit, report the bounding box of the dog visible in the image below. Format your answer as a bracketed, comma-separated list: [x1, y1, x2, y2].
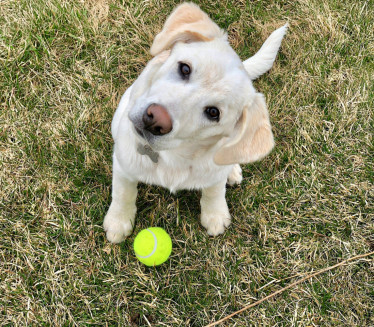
[103, 3, 287, 243]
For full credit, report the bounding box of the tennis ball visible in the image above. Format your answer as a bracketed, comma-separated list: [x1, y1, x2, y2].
[133, 227, 172, 266]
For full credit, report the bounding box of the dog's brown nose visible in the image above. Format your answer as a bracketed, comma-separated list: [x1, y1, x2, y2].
[142, 104, 172, 135]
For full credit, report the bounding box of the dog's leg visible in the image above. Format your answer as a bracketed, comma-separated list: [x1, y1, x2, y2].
[227, 164, 243, 186]
[200, 180, 231, 236]
[103, 162, 138, 243]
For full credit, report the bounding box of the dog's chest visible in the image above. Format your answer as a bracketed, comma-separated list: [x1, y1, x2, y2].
[116, 147, 231, 192]
[145, 158, 229, 192]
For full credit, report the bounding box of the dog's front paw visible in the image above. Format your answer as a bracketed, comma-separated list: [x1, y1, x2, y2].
[103, 206, 135, 243]
[201, 209, 231, 236]
[227, 164, 242, 186]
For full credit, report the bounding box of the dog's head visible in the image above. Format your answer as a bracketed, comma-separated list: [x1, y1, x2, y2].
[128, 3, 287, 165]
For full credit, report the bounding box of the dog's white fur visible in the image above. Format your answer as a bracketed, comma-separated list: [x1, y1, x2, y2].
[104, 3, 287, 242]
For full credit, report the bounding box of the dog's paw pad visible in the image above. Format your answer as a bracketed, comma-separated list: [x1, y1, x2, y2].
[227, 164, 242, 186]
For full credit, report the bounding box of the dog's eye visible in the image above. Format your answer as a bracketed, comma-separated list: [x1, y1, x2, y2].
[205, 107, 220, 121]
[179, 62, 191, 79]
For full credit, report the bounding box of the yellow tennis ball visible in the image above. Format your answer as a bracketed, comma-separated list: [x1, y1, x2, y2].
[133, 227, 172, 266]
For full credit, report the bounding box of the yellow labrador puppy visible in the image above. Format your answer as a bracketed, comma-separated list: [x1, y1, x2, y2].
[104, 3, 287, 242]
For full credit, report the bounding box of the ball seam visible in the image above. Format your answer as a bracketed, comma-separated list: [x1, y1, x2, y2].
[135, 229, 157, 259]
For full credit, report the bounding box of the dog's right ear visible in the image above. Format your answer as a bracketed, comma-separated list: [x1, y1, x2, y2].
[150, 3, 225, 56]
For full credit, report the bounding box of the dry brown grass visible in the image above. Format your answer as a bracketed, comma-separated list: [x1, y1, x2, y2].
[1, 0, 373, 326]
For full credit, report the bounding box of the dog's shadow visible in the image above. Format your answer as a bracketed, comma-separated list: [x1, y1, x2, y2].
[134, 180, 246, 237]
[135, 183, 201, 229]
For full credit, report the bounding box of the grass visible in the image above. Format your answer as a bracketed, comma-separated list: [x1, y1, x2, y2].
[0, 0, 373, 325]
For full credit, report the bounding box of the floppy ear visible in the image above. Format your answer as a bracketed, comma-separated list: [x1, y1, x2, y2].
[214, 93, 274, 165]
[150, 3, 225, 56]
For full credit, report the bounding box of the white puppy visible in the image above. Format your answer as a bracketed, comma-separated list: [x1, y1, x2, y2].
[104, 3, 287, 243]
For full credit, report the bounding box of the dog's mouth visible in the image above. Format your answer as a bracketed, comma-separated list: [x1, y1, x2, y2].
[131, 121, 172, 153]
[133, 125, 157, 148]
[134, 126, 145, 138]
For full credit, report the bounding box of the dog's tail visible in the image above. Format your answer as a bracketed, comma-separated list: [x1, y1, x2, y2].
[243, 24, 288, 80]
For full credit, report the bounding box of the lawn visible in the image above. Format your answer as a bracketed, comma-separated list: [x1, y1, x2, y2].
[0, 0, 373, 326]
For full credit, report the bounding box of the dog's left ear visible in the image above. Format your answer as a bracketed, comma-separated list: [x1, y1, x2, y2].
[214, 93, 274, 166]
[150, 3, 225, 56]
